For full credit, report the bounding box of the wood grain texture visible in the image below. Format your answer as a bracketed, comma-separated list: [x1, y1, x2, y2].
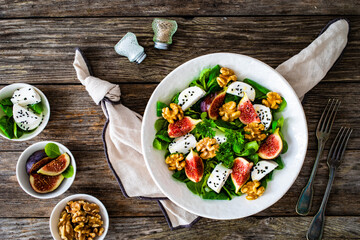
[1, 217, 359, 240]
[0, 17, 359, 84]
[1, 0, 359, 18]
[0, 148, 359, 218]
[0, 82, 359, 152]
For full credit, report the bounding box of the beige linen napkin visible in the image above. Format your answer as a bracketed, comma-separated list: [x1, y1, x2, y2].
[73, 18, 348, 229]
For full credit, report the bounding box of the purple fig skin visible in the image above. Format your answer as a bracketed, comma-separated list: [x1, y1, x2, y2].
[200, 93, 216, 112]
[26, 150, 48, 174]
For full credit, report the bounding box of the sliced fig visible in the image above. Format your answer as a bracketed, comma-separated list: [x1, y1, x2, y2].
[28, 157, 54, 174]
[200, 93, 216, 112]
[231, 157, 253, 193]
[37, 153, 71, 176]
[208, 91, 226, 120]
[258, 128, 283, 159]
[238, 93, 260, 124]
[168, 116, 201, 138]
[185, 149, 204, 183]
[30, 173, 64, 193]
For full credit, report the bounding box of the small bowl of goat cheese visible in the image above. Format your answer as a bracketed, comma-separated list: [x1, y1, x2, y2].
[0, 83, 50, 141]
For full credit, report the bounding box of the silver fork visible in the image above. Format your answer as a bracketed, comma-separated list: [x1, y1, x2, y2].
[296, 99, 340, 215]
[306, 127, 353, 240]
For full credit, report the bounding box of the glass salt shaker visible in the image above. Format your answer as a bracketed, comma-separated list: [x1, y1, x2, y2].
[114, 32, 146, 64]
[152, 18, 178, 50]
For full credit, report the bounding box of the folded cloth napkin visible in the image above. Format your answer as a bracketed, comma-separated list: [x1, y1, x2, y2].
[73, 18, 349, 230]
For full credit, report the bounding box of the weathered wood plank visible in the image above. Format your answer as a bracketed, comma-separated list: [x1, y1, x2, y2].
[0, 17, 359, 84]
[0, 149, 359, 217]
[0, 82, 359, 152]
[1, 0, 359, 18]
[0, 216, 359, 239]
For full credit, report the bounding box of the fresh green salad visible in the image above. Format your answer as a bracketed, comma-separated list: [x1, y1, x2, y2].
[0, 86, 44, 139]
[153, 65, 287, 200]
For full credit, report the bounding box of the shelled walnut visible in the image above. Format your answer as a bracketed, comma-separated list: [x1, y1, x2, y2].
[219, 101, 240, 122]
[217, 67, 237, 87]
[196, 137, 219, 159]
[241, 180, 265, 200]
[162, 103, 184, 124]
[165, 153, 185, 171]
[59, 200, 105, 240]
[244, 122, 267, 141]
[262, 92, 282, 109]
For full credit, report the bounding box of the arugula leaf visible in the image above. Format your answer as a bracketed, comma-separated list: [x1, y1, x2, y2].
[200, 112, 207, 120]
[28, 102, 43, 114]
[247, 153, 259, 165]
[156, 101, 168, 117]
[199, 68, 211, 90]
[272, 116, 284, 133]
[45, 143, 61, 158]
[0, 116, 14, 139]
[62, 165, 74, 178]
[189, 79, 204, 89]
[193, 119, 216, 139]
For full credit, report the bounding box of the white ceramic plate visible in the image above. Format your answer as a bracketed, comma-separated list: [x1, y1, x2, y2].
[142, 53, 308, 219]
[50, 194, 109, 240]
[16, 141, 76, 199]
[0, 83, 50, 141]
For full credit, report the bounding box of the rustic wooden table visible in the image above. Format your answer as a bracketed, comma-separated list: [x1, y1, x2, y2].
[0, 1, 359, 239]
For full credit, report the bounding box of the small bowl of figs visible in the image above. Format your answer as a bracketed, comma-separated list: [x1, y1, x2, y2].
[16, 141, 76, 199]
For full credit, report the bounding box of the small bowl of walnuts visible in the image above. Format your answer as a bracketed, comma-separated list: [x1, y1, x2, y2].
[50, 194, 109, 240]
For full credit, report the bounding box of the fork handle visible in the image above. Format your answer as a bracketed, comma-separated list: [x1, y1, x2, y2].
[296, 143, 325, 215]
[306, 167, 336, 240]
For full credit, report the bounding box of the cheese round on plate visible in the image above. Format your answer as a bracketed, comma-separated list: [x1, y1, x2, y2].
[251, 160, 278, 181]
[226, 82, 256, 101]
[253, 104, 272, 130]
[178, 86, 206, 111]
[13, 104, 42, 131]
[169, 133, 197, 154]
[11, 87, 41, 106]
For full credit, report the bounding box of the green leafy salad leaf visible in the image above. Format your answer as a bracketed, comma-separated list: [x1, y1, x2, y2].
[62, 165, 75, 178]
[45, 143, 61, 158]
[192, 118, 216, 139]
[189, 65, 221, 93]
[28, 102, 43, 114]
[0, 97, 13, 117]
[156, 101, 168, 117]
[0, 116, 14, 139]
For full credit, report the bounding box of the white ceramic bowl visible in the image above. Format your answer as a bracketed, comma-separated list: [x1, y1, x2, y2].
[16, 141, 76, 199]
[142, 53, 308, 219]
[50, 194, 109, 240]
[0, 83, 50, 141]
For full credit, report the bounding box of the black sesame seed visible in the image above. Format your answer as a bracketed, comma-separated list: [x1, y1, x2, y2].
[265, 166, 268, 169]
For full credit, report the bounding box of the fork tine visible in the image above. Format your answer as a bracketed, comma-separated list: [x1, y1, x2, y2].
[328, 127, 344, 159]
[335, 128, 353, 161]
[320, 99, 335, 132]
[317, 99, 332, 132]
[324, 100, 341, 133]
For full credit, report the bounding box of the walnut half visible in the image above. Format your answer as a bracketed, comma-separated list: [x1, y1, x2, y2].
[162, 103, 184, 124]
[219, 101, 240, 122]
[217, 67, 237, 87]
[262, 92, 282, 109]
[244, 122, 267, 141]
[241, 180, 265, 200]
[196, 137, 219, 159]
